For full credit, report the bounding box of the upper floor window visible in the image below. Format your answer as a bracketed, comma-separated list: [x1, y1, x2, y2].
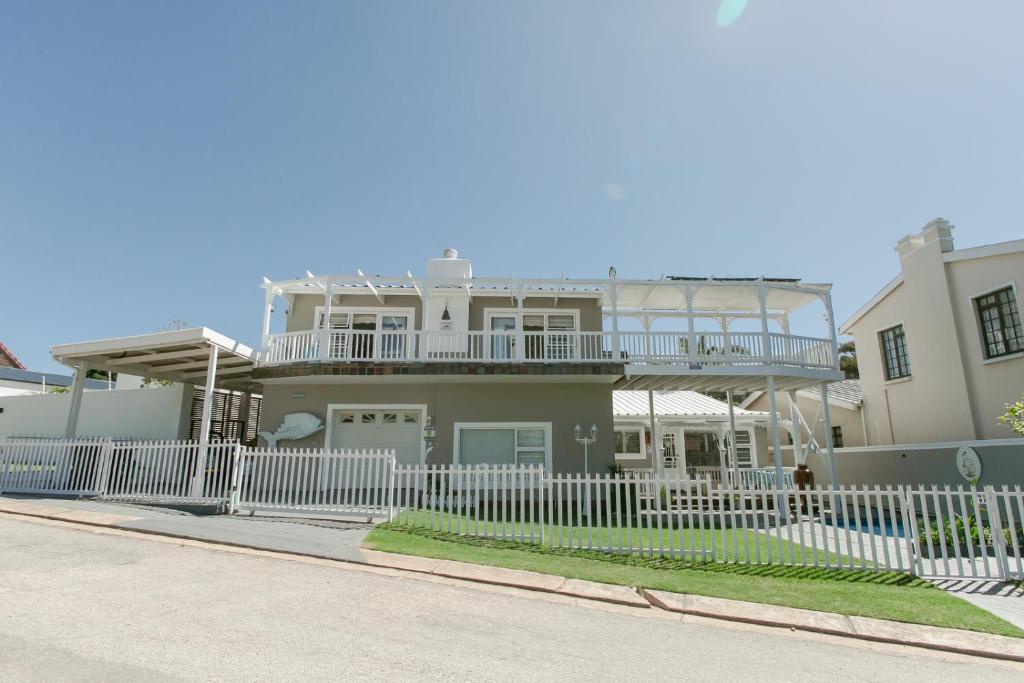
[879, 324, 911, 380]
[831, 426, 844, 448]
[974, 286, 1022, 360]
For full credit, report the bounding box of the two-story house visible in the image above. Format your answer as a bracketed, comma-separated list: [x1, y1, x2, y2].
[839, 219, 1024, 445]
[50, 249, 844, 477]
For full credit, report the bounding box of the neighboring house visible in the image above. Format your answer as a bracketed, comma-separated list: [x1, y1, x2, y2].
[49, 249, 844, 474]
[840, 219, 1024, 445]
[0, 342, 27, 370]
[612, 390, 771, 473]
[0, 367, 110, 397]
[740, 379, 866, 449]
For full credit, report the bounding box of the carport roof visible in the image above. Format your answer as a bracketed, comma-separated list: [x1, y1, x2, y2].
[51, 327, 259, 392]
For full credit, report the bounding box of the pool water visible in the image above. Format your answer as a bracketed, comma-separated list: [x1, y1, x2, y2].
[826, 516, 907, 538]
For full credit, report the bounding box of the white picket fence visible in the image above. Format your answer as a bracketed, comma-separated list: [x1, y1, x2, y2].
[389, 465, 1024, 581]
[234, 447, 394, 518]
[3, 438, 1022, 580]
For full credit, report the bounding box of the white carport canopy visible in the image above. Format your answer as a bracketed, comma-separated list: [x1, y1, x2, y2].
[51, 327, 258, 441]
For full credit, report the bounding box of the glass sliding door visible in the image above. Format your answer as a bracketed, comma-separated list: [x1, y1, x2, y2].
[350, 314, 377, 359]
[380, 315, 410, 360]
[490, 316, 516, 360]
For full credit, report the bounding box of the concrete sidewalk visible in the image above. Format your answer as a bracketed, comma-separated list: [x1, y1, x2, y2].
[3, 495, 1024, 664]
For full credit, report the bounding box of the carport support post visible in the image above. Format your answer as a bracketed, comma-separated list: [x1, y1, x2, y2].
[63, 362, 89, 439]
[821, 382, 838, 487]
[647, 389, 659, 477]
[192, 345, 219, 498]
[726, 389, 740, 487]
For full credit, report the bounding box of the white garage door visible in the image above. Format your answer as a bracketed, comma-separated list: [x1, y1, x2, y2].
[330, 409, 422, 466]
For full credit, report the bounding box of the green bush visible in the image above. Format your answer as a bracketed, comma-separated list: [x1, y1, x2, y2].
[918, 515, 1023, 557]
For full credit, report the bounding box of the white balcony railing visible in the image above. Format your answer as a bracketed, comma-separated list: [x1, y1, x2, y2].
[260, 329, 837, 371]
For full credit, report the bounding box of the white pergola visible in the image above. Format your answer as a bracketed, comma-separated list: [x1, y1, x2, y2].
[51, 328, 258, 458]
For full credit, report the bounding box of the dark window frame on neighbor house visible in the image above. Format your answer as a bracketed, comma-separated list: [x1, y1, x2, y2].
[974, 285, 1023, 360]
[831, 425, 844, 448]
[879, 324, 911, 380]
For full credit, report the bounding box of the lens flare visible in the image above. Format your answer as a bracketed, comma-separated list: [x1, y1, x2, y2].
[716, 0, 748, 27]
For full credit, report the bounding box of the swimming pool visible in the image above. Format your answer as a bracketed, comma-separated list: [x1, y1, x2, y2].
[826, 515, 907, 538]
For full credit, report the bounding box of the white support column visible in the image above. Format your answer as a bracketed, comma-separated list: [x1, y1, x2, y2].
[261, 289, 274, 348]
[685, 285, 697, 365]
[319, 282, 334, 361]
[721, 317, 732, 364]
[787, 390, 802, 466]
[758, 285, 772, 364]
[822, 291, 839, 370]
[648, 389, 659, 477]
[726, 389, 740, 487]
[515, 286, 525, 362]
[192, 345, 219, 497]
[63, 362, 89, 439]
[766, 376, 785, 484]
[641, 316, 651, 359]
[821, 383, 839, 487]
[418, 287, 428, 361]
[609, 271, 621, 360]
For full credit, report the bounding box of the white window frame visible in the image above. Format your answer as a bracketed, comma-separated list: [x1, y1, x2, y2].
[325, 403, 428, 466]
[314, 306, 417, 331]
[969, 280, 1023, 364]
[483, 308, 580, 331]
[453, 422, 552, 471]
[612, 424, 645, 460]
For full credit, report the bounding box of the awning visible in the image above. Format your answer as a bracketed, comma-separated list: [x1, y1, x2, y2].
[51, 327, 258, 392]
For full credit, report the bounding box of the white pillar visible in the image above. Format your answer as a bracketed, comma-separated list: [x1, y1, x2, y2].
[822, 291, 839, 370]
[758, 285, 772, 364]
[192, 345, 219, 496]
[726, 389, 740, 486]
[821, 382, 839, 487]
[319, 282, 334, 360]
[685, 285, 697, 364]
[609, 272, 620, 360]
[648, 390, 659, 476]
[515, 287, 525, 362]
[63, 362, 89, 439]
[261, 289, 274, 346]
[766, 376, 784, 483]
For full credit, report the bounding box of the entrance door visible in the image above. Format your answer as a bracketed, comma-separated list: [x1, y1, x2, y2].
[660, 428, 684, 472]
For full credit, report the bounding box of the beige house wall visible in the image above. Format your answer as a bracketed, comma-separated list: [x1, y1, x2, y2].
[843, 223, 1023, 445]
[259, 381, 615, 473]
[944, 251, 1024, 439]
[745, 392, 866, 448]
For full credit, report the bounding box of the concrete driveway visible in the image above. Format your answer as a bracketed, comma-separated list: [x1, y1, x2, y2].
[2, 514, 1022, 681]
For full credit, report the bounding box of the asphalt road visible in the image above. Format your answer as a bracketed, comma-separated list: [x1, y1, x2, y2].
[1, 515, 1021, 682]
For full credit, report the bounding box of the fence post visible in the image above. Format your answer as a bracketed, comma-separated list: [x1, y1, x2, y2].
[984, 486, 1011, 581]
[228, 442, 243, 515]
[94, 439, 115, 496]
[538, 467, 545, 546]
[898, 486, 921, 577]
[386, 451, 396, 523]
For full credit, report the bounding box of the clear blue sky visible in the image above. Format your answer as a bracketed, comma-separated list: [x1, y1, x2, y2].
[3, 2, 1022, 373]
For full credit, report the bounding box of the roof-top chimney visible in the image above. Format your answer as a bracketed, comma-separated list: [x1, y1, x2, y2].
[896, 217, 955, 259]
[427, 248, 472, 279]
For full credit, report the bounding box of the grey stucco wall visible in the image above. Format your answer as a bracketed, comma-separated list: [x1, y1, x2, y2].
[259, 381, 616, 473]
[772, 441, 1024, 487]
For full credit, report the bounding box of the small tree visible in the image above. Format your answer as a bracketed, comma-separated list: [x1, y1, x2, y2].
[1000, 393, 1024, 437]
[838, 341, 858, 379]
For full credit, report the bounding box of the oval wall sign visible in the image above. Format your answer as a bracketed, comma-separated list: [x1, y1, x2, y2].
[955, 446, 982, 483]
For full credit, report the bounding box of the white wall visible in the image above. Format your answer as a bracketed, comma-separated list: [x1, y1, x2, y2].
[0, 385, 190, 440]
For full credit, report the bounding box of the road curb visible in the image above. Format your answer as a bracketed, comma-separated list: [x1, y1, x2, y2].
[3, 500, 1022, 662]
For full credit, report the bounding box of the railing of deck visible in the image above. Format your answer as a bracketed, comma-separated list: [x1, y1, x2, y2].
[260, 329, 837, 370]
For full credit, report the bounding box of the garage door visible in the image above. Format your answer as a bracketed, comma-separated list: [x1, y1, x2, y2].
[330, 409, 422, 466]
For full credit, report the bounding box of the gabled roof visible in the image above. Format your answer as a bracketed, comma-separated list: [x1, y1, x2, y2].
[613, 390, 767, 419]
[838, 275, 903, 334]
[0, 341, 26, 370]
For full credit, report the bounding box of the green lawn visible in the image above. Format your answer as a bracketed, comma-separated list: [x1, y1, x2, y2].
[365, 524, 1024, 639]
[392, 508, 853, 567]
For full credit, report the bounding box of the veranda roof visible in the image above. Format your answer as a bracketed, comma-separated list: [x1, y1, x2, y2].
[51, 327, 259, 392]
[613, 390, 767, 419]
